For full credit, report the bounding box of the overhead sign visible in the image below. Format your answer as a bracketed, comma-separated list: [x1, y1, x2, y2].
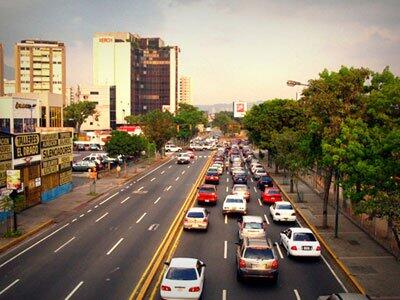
[233, 101, 247, 118]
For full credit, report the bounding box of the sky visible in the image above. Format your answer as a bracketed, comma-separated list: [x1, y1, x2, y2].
[1, 0, 399, 105]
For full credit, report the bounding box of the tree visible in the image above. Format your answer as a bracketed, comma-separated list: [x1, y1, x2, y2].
[63, 101, 97, 134]
[125, 115, 142, 125]
[212, 111, 240, 135]
[174, 103, 208, 141]
[105, 130, 148, 158]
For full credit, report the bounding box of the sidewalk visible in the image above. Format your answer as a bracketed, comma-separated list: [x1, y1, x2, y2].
[267, 166, 400, 299]
[0, 156, 170, 253]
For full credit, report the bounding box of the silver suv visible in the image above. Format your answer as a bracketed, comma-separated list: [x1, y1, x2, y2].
[238, 215, 267, 241]
[236, 237, 279, 283]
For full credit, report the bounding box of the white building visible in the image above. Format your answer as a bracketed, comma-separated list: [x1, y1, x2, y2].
[0, 96, 38, 133]
[179, 76, 192, 105]
[4, 79, 15, 95]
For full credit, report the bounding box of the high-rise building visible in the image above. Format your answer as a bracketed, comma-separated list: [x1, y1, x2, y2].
[0, 43, 4, 96]
[179, 76, 192, 105]
[93, 32, 179, 124]
[14, 39, 66, 104]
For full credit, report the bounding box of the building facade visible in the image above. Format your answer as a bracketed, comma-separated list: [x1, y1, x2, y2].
[14, 40, 66, 104]
[4, 79, 15, 95]
[0, 43, 3, 96]
[179, 76, 192, 105]
[0, 96, 38, 134]
[93, 32, 179, 123]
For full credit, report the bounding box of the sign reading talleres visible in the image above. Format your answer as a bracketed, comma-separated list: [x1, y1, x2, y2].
[13, 133, 40, 159]
[41, 132, 73, 176]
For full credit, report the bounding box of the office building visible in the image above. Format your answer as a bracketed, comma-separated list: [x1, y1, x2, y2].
[4, 79, 15, 94]
[179, 76, 192, 105]
[93, 32, 179, 123]
[0, 43, 3, 96]
[14, 39, 66, 104]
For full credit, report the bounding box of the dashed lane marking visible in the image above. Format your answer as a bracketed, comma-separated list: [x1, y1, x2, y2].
[0, 279, 20, 296]
[95, 212, 109, 223]
[275, 242, 284, 259]
[166, 185, 172, 191]
[264, 214, 270, 225]
[224, 241, 228, 259]
[136, 212, 147, 224]
[175, 176, 180, 181]
[99, 192, 119, 205]
[154, 197, 161, 204]
[294, 289, 301, 300]
[258, 198, 262, 206]
[64, 281, 84, 300]
[150, 178, 156, 182]
[106, 238, 124, 255]
[222, 289, 227, 300]
[121, 196, 130, 204]
[54, 237, 76, 253]
[224, 214, 228, 224]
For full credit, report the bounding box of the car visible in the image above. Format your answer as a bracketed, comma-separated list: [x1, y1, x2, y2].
[257, 176, 274, 190]
[197, 184, 218, 205]
[317, 293, 371, 300]
[72, 160, 96, 172]
[269, 201, 296, 222]
[186, 150, 195, 159]
[232, 184, 250, 202]
[190, 144, 204, 151]
[211, 163, 223, 175]
[160, 257, 206, 300]
[238, 215, 267, 240]
[205, 168, 220, 184]
[165, 144, 182, 152]
[176, 152, 191, 164]
[251, 164, 264, 174]
[76, 144, 86, 151]
[253, 169, 267, 180]
[233, 172, 247, 184]
[236, 237, 279, 283]
[89, 144, 101, 151]
[183, 207, 209, 230]
[262, 188, 282, 204]
[222, 195, 247, 215]
[280, 227, 321, 257]
[231, 166, 244, 176]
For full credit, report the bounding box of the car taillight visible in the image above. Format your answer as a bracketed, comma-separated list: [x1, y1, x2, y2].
[211, 193, 215, 196]
[189, 286, 200, 292]
[316, 245, 321, 251]
[291, 245, 297, 251]
[239, 258, 246, 268]
[161, 285, 171, 291]
[271, 259, 279, 269]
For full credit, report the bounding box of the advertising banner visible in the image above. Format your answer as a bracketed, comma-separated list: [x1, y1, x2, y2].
[233, 101, 247, 118]
[41, 132, 73, 177]
[6, 170, 21, 190]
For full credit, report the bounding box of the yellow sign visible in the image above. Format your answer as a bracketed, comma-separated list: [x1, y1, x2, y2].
[13, 133, 40, 159]
[60, 170, 72, 185]
[0, 161, 12, 188]
[41, 158, 59, 176]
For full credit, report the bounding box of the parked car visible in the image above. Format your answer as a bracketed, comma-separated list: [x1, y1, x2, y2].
[280, 227, 321, 257]
[222, 195, 247, 215]
[232, 184, 250, 202]
[72, 160, 96, 172]
[160, 258, 206, 300]
[236, 237, 279, 283]
[183, 207, 209, 230]
[257, 176, 274, 190]
[205, 168, 220, 184]
[197, 184, 218, 205]
[262, 188, 282, 204]
[238, 215, 267, 241]
[165, 144, 182, 152]
[176, 152, 191, 164]
[269, 201, 296, 222]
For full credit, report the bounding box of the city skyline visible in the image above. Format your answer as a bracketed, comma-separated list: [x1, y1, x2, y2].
[1, 0, 399, 105]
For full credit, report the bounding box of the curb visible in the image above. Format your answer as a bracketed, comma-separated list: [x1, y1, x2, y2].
[0, 219, 54, 254]
[271, 176, 366, 295]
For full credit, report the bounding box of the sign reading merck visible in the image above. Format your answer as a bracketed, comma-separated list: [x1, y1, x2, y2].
[41, 132, 73, 176]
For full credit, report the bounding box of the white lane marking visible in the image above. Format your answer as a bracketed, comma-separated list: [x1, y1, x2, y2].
[224, 241, 228, 259]
[296, 220, 303, 228]
[264, 214, 270, 225]
[150, 177, 156, 182]
[275, 242, 284, 259]
[161, 170, 165, 175]
[187, 165, 190, 169]
[154, 197, 161, 204]
[137, 187, 144, 192]
[226, 186, 228, 192]
[136, 158, 172, 181]
[321, 255, 348, 292]
[250, 178, 253, 182]
[94, 205, 98, 208]
[99, 192, 119, 205]
[54, 237, 76, 253]
[226, 178, 229, 183]
[168, 165, 172, 169]
[72, 218, 77, 223]
[175, 176, 180, 181]
[106, 238, 124, 255]
[65, 281, 84, 300]
[253, 186, 257, 192]
[120, 189, 124, 192]
[166, 185, 172, 191]
[130, 183, 133, 186]
[257, 198, 262, 206]
[79, 214, 85, 218]
[95, 212, 109, 223]
[0, 279, 20, 296]
[226, 171, 229, 175]
[121, 196, 130, 204]
[222, 289, 227, 300]
[181, 170, 186, 175]
[224, 214, 228, 224]
[87, 209, 92, 213]
[294, 289, 301, 300]
[136, 212, 147, 224]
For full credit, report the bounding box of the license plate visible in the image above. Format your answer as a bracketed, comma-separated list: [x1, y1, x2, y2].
[252, 264, 267, 270]
[205, 200, 209, 202]
[271, 197, 275, 200]
[302, 246, 312, 250]
[175, 287, 185, 291]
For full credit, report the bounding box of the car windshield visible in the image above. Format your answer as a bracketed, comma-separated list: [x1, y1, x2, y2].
[268, 190, 280, 194]
[244, 248, 274, 260]
[261, 176, 272, 181]
[233, 186, 247, 192]
[187, 212, 205, 218]
[293, 232, 317, 242]
[226, 198, 243, 203]
[277, 204, 292, 210]
[199, 187, 215, 193]
[244, 222, 263, 229]
[166, 267, 198, 280]
[207, 171, 218, 176]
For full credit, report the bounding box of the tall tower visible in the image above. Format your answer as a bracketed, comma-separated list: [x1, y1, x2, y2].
[179, 76, 192, 105]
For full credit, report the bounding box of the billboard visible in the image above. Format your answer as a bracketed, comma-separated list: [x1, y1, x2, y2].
[233, 101, 247, 118]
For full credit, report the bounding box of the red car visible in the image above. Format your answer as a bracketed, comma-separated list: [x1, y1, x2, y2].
[205, 169, 220, 184]
[187, 150, 195, 159]
[262, 188, 282, 204]
[197, 184, 218, 205]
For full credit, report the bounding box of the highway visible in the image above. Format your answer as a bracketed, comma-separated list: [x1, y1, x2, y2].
[0, 153, 211, 300]
[154, 159, 347, 299]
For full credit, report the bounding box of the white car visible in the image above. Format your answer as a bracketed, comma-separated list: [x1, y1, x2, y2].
[253, 169, 267, 180]
[211, 163, 223, 175]
[176, 153, 191, 164]
[238, 215, 266, 240]
[222, 195, 247, 215]
[160, 257, 206, 300]
[280, 227, 321, 257]
[270, 201, 296, 222]
[183, 207, 209, 230]
[165, 144, 182, 152]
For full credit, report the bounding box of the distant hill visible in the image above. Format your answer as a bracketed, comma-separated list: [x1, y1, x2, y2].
[196, 101, 264, 113]
[4, 64, 14, 80]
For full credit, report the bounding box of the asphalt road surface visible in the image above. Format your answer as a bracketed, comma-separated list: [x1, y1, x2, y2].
[155, 162, 346, 300]
[0, 153, 211, 300]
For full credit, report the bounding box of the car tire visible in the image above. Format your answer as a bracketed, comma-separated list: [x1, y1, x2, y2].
[271, 274, 278, 284]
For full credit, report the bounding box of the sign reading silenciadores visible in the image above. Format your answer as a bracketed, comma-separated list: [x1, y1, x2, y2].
[41, 132, 73, 176]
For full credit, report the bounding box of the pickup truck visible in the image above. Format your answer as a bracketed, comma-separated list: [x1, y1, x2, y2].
[165, 144, 182, 152]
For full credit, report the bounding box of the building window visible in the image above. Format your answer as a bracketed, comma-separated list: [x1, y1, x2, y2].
[50, 107, 61, 127]
[14, 119, 23, 133]
[0, 119, 10, 133]
[90, 91, 99, 95]
[40, 106, 47, 127]
[23, 118, 36, 132]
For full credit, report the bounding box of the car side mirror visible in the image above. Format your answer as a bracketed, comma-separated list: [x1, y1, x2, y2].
[164, 261, 170, 266]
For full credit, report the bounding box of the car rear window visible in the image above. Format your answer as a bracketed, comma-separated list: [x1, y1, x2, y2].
[226, 198, 243, 203]
[261, 176, 272, 181]
[187, 212, 205, 218]
[267, 190, 280, 194]
[166, 267, 198, 280]
[293, 232, 317, 242]
[244, 248, 274, 260]
[277, 204, 292, 210]
[233, 186, 247, 192]
[199, 187, 215, 193]
[244, 222, 263, 229]
[207, 171, 218, 176]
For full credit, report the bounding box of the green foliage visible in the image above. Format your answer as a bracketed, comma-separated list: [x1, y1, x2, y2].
[212, 111, 240, 134]
[2, 194, 25, 213]
[124, 115, 142, 125]
[105, 131, 149, 158]
[3, 229, 22, 238]
[63, 101, 97, 133]
[174, 103, 207, 141]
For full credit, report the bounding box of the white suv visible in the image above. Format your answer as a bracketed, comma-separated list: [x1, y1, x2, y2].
[176, 153, 191, 164]
[165, 144, 182, 152]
